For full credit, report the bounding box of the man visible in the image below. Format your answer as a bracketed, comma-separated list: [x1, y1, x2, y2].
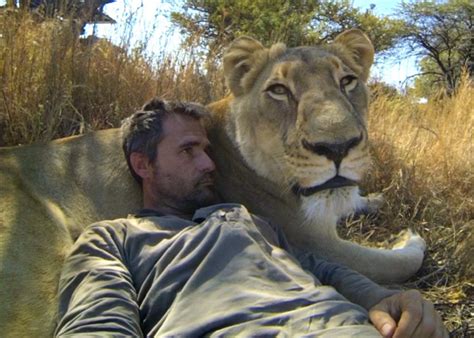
[55, 98, 447, 337]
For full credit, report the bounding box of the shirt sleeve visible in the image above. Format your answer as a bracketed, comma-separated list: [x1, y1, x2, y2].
[55, 222, 143, 337]
[293, 248, 399, 310]
[261, 219, 399, 311]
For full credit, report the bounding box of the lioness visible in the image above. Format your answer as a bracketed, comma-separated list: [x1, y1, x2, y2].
[207, 29, 425, 283]
[0, 29, 424, 336]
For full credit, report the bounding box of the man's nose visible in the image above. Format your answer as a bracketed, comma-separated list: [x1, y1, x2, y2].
[199, 152, 216, 173]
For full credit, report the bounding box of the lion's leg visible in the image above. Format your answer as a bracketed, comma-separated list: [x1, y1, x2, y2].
[292, 218, 426, 284]
[296, 192, 426, 283]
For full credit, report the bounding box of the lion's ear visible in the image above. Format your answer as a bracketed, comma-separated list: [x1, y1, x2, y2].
[223, 36, 267, 96]
[334, 29, 374, 82]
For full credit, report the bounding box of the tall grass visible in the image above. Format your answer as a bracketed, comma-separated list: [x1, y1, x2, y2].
[0, 11, 224, 146]
[368, 75, 472, 233]
[360, 76, 473, 332]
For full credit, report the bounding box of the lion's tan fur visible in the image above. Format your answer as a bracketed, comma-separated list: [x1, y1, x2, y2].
[0, 30, 424, 336]
[0, 130, 141, 336]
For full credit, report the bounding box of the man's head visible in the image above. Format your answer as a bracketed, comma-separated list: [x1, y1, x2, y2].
[121, 98, 217, 217]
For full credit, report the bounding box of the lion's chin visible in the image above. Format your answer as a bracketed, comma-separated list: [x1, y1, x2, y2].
[292, 176, 358, 197]
[300, 184, 362, 222]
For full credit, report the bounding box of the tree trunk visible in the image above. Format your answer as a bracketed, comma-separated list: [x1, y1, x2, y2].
[19, 0, 30, 10]
[445, 71, 456, 96]
[6, 0, 17, 9]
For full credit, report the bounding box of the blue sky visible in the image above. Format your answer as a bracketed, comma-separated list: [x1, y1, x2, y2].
[352, 0, 399, 14]
[351, 0, 418, 87]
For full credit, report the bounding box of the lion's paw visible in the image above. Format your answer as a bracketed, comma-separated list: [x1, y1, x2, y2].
[357, 192, 384, 214]
[392, 229, 426, 253]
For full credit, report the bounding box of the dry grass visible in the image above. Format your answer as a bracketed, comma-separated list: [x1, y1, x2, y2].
[0, 10, 472, 337]
[0, 11, 224, 146]
[341, 76, 473, 336]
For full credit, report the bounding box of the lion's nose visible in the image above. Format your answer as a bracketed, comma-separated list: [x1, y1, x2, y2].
[302, 133, 363, 169]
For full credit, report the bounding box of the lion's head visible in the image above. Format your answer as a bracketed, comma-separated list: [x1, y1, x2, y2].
[222, 29, 375, 222]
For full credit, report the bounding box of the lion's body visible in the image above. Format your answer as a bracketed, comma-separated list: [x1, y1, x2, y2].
[0, 30, 425, 336]
[0, 130, 142, 336]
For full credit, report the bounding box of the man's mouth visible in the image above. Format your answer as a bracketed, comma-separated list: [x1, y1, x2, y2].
[200, 180, 214, 187]
[198, 175, 215, 187]
[292, 176, 358, 197]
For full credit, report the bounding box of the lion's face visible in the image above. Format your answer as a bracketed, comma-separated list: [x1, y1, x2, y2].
[224, 30, 375, 221]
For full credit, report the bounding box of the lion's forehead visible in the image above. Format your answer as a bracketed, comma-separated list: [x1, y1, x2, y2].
[280, 47, 348, 71]
[265, 53, 354, 92]
[284, 45, 333, 62]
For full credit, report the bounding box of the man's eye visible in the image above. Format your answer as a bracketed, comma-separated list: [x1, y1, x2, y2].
[340, 75, 358, 93]
[182, 148, 193, 155]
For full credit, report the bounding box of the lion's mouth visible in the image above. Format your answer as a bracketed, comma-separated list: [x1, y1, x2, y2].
[292, 176, 358, 197]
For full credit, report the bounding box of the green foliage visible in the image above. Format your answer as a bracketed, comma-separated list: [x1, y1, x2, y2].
[309, 1, 406, 54]
[171, 0, 318, 51]
[411, 58, 445, 98]
[171, 0, 405, 54]
[399, 0, 473, 96]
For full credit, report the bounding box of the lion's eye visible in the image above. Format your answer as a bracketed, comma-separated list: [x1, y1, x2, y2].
[340, 75, 358, 93]
[267, 84, 289, 99]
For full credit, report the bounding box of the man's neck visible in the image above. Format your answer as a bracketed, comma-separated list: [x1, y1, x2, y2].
[143, 200, 194, 220]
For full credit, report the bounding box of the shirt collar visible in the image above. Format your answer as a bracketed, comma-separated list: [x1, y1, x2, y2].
[134, 203, 244, 222]
[134, 208, 165, 218]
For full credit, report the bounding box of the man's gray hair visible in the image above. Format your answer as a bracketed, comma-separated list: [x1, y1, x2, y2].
[121, 98, 209, 185]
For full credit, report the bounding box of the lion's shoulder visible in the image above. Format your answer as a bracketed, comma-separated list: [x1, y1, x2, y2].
[206, 94, 233, 125]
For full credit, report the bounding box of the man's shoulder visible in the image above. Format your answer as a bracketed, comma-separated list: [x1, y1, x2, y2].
[85, 212, 197, 235]
[88, 216, 137, 230]
[76, 217, 137, 242]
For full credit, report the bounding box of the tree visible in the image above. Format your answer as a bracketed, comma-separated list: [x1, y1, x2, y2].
[411, 58, 447, 98]
[171, 0, 318, 52]
[399, 0, 473, 96]
[308, 1, 405, 54]
[2, 1, 116, 35]
[171, 0, 405, 55]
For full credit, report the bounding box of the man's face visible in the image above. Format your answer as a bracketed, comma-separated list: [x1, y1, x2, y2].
[146, 114, 217, 214]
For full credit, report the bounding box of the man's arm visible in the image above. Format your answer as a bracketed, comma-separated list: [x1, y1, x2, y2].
[295, 249, 398, 309]
[256, 216, 396, 310]
[265, 220, 447, 338]
[289, 244, 448, 338]
[55, 222, 143, 337]
[293, 248, 448, 338]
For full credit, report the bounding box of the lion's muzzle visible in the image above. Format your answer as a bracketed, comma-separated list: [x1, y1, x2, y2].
[301, 133, 363, 169]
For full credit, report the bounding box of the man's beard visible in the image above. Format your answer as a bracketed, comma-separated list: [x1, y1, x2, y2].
[179, 174, 219, 212]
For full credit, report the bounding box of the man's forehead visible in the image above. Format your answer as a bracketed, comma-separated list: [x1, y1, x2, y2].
[164, 114, 203, 131]
[162, 114, 208, 143]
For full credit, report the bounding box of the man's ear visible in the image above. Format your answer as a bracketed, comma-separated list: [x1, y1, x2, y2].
[130, 152, 153, 180]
